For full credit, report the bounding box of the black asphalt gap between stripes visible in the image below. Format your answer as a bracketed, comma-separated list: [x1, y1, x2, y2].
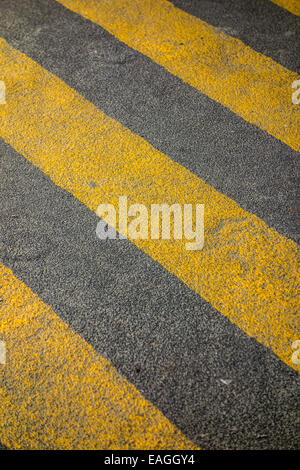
[0, 0, 299, 243]
[170, 0, 299, 72]
[0, 139, 299, 450]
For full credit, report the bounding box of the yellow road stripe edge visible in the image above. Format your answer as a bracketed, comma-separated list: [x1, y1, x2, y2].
[0, 39, 299, 372]
[57, 0, 300, 152]
[270, 0, 300, 15]
[0, 262, 198, 450]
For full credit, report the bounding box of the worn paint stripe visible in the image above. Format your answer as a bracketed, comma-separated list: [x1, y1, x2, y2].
[169, 0, 299, 71]
[0, 261, 198, 450]
[270, 0, 300, 15]
[57, 0, 300, 151]
[0, 39, 299, 371]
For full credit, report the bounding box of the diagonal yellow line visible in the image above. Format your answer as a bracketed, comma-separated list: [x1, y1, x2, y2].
[270, 0, 300, 15]
[0, 39, 299, 371]
[0, 262, 198, 449]
[57, 0, 300, 152]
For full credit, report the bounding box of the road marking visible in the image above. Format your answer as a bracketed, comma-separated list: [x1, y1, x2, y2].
[0, 39, 299, 370]
[0, 261, 198, 449]
[57, 0, 300, 151]
[270, 0, 300, 15]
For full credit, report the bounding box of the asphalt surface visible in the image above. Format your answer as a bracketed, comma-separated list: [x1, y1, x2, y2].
[1, 138, 299, 449]
[171, 0, 299, 71]
[0, 0, 299, 450]
[0, 0, 299, 242]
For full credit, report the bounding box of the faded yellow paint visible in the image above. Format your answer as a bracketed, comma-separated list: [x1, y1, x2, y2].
[270, 0, 300, 15]
[0, 39, 299, 371]
[57, 0, 300, 151]
[0, 262, 198, 449]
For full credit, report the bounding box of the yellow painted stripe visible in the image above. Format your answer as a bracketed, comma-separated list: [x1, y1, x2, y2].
[0, 39, 299, 372]
[57, 0, 300, 152]
[270, 0, 300, 15]
[0, 262, 198, 450]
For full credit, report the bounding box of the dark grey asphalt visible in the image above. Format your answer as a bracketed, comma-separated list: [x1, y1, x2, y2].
[171, 0, 299, 72]
[0, 0, 299, 451]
